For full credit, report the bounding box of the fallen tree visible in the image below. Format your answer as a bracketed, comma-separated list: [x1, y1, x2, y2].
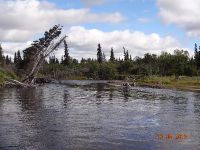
[5, 78, 32, 88]
[5, 24, 67, 87]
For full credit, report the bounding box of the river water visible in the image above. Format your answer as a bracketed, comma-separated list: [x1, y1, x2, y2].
[0, 80, 200, 150]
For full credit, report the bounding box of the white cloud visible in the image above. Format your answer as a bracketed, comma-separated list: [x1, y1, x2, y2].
[1, 41, 32, 58]
[0, 0, 124, 42]
[1, 26, 182, 61]
[157, 0, 200, 37]
[64, 26, 181, 60]
[0, 0, 184, 61]
[0, 29, 33, 42]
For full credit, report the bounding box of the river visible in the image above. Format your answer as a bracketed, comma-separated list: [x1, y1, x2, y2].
[0, 80, 200, 150]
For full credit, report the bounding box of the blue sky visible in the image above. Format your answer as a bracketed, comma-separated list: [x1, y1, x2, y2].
[50, 0, 177, 34]
[0, 0, 199, 59]
[47, 0, 196, 48]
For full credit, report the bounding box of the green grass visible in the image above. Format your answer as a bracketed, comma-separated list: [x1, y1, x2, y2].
[0, 71, 6, 85]
[0, 69, 19, 86]
[136, 76, 200, 91]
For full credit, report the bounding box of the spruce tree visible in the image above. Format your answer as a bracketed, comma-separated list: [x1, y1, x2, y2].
[126, 50, 129, 61]
[61, 56, 64, 64]
[81, 58, 85, 64]
[194, 43, 200, 68]
[49, 55, 57, 64]
[14, 52, 17, 64]
[102, 52, 106, 62]
[55, 58, 59, 64]
[17, 50, 22, 62]
[123, 47, 129, 61]
[110, 48, 115, 62]
[130, 55, 132, 61]
[0, 44, 4, 65]
[63, 40, 70, 65]
[97, 44, 103, 63]
[15, 50, 23, 69]
[194, 43, 198, 60]
[5, 55, 10, 64]
[123, 47, 126, 60]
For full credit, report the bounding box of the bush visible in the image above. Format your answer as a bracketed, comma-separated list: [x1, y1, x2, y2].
[98, 63, 118, 80]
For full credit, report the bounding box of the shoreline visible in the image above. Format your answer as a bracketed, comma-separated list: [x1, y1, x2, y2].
[1, 76, 200, 93]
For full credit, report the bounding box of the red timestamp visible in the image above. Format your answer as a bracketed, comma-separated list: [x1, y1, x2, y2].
[156, 133, 191, 140]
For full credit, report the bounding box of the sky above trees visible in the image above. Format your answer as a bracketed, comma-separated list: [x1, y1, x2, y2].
[0, 0, 199, 60]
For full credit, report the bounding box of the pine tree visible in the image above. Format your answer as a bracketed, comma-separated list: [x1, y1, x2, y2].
[123, 47, 129, 61]
[123, 47, 126, 60]
[55, 58, 59, 64]
[81, 58, 86, 64]
[9, 57, 12, 64]
[63, 40, 70, 65]
[102, 52, 106, 62]
[5, 55, 10, 64]
[194, 43, 198, 60]
[49, 55, 56, 64]
[15, 50, 23, 69]
[194, 43, 200, 68]
[17, 50, 22, 62]
[110, 48, 115, 62]
[61, 56, 64, 64]
[97, 44, 103, 63]
[0, 44, 4, 65]
[130, 55, 132, 61]
[14, 52, 17, 64]
[126, 50, 129, 61]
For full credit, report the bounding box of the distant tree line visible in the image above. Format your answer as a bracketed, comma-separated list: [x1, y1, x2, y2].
[38, 43, 200, 79]
[0, 44, 12, 66]
[1, 41, 200, 80]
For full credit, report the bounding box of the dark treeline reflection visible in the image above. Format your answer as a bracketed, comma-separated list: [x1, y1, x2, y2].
[17, 87, 43, 111]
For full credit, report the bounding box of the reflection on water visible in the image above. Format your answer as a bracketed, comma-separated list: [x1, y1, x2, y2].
[0, 80, 200, 150]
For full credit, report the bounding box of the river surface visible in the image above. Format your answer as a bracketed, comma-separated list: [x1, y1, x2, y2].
[0, 80, 200, 150]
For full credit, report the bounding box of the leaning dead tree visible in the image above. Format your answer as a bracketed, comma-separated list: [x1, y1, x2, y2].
[6, 24, 67, 87]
